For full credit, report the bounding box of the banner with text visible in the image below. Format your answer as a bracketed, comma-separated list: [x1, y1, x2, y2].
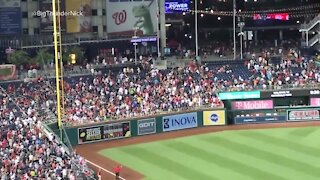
[137, 118, 156, 135]
[39, 0, 66, 33]
[0, 0, 21, 35]
[203, 110, 226, 126]
[165, 0, 189, 13]
[218, 91, 260, 100]
[78, 121, 131, 144]
[162, 112, 197, 132]
[231, 100, 273, 110]
[260, 89, 320, 98]
[287, 109, 320, 121]
[106, 0, 157, 36]
[234, 115, 286, 124]
[66, 0, 92, 33]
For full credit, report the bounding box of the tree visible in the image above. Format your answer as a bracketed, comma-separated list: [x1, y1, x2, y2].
[62, 46, 85, 65]
[7, 50, 30, 66]
[33, 48, 54, 67]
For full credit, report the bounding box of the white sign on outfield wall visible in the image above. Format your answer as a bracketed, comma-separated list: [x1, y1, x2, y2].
[106, 0, 157, 36]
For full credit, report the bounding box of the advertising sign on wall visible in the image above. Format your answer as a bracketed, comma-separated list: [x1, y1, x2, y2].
[66, 0, 92, 33]
[106, 0, 157, 36]
[137, 118, 156, 135]
[260, 89, 320, 98]
[78, 122, 131, 144]
[310, 98, 320, 106]
[234, 115, 287, 124]
[78, 125, 102, 144]
[261, 90, 293, 98]
[203, 110, 225, 126]
[287, 109, 320, 121]
[218, 91, 260, 100]
[0, 0, 21, 35]
[39, 0, 66, 33]
[165, 0, 189, 13]
[231, 100, 273, 110]
[162, 112, 197, 132]
[131, 36, 157, 43]
[310, 90, 320, 96]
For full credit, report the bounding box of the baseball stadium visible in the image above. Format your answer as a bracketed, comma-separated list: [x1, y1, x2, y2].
[0, 0, 320, 179]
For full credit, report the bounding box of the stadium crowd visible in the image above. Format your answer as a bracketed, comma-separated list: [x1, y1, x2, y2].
[0, 88, 93, 179]
[0, 47, 317, 179]
[6, 59, 223, 125]
[3, 49, 319, 126]
[212, 49, 319, 92]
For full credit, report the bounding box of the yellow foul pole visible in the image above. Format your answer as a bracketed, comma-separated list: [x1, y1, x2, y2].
[57, 0, 65, 117]
[52, 0, 62, 128]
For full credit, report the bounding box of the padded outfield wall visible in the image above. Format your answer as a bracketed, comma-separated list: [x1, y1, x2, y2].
[48, 109, 227, 146]
[47, 105, 320, 146]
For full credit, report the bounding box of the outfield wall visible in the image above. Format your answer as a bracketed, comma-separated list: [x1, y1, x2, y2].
[47, 105, 320, 146]
[52, 109, 227, 146]
[46, 106, 320, 146]
[46, 88, 320, 146]
[232, 105, 320, 124]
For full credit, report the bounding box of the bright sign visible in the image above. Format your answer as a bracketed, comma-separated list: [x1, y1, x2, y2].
[165, 0, 189, 13]
[231, 100, 273, 110]
[310, 98, 320, 106]
[253, 13, 289, 21]
[218, 91, 261, 100]
[130, 36, 157, 43]
[106, 0, 158, 36]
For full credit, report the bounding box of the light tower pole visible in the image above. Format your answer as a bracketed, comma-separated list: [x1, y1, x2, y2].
[195, 0, 199, 58]
[238, 22, 245, 60]
[233, 0, 237, 60]
[132, 27, 139, 64]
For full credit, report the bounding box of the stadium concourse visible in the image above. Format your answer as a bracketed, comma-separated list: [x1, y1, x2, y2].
[0, 48, 317, 179]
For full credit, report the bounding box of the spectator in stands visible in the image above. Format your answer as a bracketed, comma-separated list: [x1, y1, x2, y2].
[0, 89, 94, 179]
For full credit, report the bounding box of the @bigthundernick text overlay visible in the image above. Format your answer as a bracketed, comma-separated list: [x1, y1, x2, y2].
[32, 10, 83, 17]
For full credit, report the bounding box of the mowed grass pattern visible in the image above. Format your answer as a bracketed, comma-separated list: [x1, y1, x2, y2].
[100, 127, 320, 180]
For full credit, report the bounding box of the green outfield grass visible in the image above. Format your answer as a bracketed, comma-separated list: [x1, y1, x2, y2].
[99, 127, 320, 180]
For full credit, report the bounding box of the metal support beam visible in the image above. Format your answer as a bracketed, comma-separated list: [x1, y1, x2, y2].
[233, 0, 236, 60]
[159, 0, 166, 57]
[195, 0, 198, 58]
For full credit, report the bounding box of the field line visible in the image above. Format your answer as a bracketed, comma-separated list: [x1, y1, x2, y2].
[85, 159, 127, 180]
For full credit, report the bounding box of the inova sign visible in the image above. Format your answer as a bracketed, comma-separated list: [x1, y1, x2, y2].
[138, 118, 156, 135]
[162, 112, 198, 132]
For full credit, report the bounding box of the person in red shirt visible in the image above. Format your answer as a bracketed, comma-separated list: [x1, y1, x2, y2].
[113, 165, 122, 180]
